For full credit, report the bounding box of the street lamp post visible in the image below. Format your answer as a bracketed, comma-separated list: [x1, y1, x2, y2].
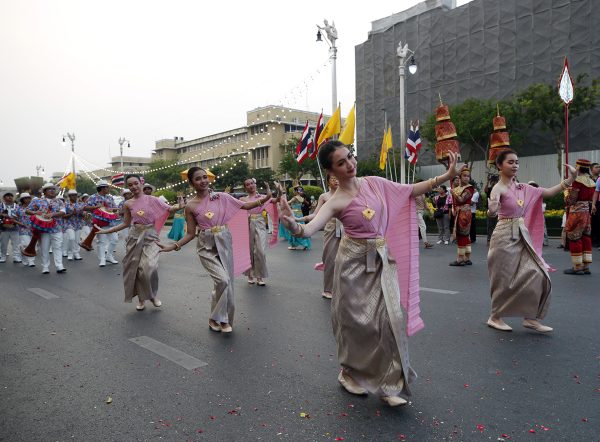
[118, 137, 130, 172]
[316, 19, 338, 115]
[62, 133, 76, 177]
[397, 42, 417, 184]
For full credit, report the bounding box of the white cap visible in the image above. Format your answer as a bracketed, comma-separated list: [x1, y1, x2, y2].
[143, 183, 155, 191]
[67, 189, 78, 195]
[19, 192, 31, 200]
[42, 182, 57, 191]
[95, 179, 109, 187]
[121, 188, 132, 196]
[82, 193, 89, 198]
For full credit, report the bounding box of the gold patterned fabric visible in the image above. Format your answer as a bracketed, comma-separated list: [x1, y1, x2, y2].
[322, 218, 343, 293]
[332, 235, 417, 397]
[244, 214, 269, 279]
[488, 218, 551, 319]
[122, 224, 161, 303]
[196, 226, 235, 325]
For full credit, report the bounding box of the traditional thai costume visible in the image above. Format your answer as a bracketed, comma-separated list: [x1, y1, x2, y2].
[167, 209, 186, 241]
[122, 195, 170, 303]
[488, 183, 551, 319]
[243, 194, 277, 280]
[451, 182, 474, 260]
[192, 193, 252, 325]
[319, 218, 343, 294]
[280, 199, 311, 250]
[333, 176, 422, 398]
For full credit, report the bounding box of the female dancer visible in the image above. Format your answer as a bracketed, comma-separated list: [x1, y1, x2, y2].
[280, 140, 464, 406]
[167, 197, 186, 242]
[240, 178, 278, 286]
[97, 175, 182, 310]
[486, 150, 575, 332]
[159, 167, 272, 333]
[297, 173, 341, 299]
[279, 186, 311, 250]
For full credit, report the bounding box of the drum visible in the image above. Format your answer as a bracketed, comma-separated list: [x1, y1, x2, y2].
[93, 207, 118, 227]
[30, 213, 56, 232]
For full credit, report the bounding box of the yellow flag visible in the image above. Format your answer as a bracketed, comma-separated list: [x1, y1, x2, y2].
[317, 105, 342, 146]
[338, 104, 356, 145]
[58, 172, 76, 190]
[378, 126, 393, 170]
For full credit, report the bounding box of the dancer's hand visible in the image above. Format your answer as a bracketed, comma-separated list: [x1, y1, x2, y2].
[446, 152, 467, 179]
[565, 164, 576, 177]
[157, 242, 176, 253]
[263, 181, 272, 199]
[278, 194, 293, 219]
[591, 203, 596, 215]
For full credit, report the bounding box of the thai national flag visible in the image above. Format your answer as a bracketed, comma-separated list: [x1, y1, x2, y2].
[310, 112, 324, 159]
[111, 173, 125, 187]
[405, 124, 422, 165]
[295, 121, 313, 164]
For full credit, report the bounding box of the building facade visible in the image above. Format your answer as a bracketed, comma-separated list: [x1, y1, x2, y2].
[355, 0, 600, 185]
[152, 105, 324, 173]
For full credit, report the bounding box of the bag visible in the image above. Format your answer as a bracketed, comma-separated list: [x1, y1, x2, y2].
[434, 209, 444, 219]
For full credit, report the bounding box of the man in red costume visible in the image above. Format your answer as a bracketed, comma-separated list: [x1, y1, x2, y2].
[449, 168, 474, 266]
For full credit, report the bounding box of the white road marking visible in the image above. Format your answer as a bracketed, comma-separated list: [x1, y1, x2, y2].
[420, 287, 459, 295]
[129, 336, 208, 370]
[27, 288, 59, 299]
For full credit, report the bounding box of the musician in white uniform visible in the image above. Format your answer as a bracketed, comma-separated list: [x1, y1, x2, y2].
[16, 193, 35, 267]
[85, 180, 119, 267]
[0, 191, 21, 263]
[26, 183, 67, 274]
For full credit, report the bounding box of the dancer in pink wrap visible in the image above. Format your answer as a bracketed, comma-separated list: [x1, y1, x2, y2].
[159, 167, 272, 334]
[97, 175, 182, 311]
[486, 150, 576, 333]
[280, 140, 464, 407]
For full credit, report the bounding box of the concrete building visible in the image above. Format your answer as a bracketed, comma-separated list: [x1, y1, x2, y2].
[152, 105, 325, 173]
[355, 0, 600, 187]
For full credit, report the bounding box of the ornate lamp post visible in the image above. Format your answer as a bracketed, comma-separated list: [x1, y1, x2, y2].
[118, 137, 131, 172]
[316, 19, 338, 115]
[62, 132, 76, 176]
[397, 42, 417, 184]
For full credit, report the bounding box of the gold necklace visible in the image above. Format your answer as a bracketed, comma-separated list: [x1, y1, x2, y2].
[340, 179, 376, 221]
[509, 181, 525, 208]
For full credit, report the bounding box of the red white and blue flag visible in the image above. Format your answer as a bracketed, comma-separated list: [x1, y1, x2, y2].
[310, 111, 324, 159]
[111, 173, 125, 187]
[296, 121, 313, 164]
[405, 123, 422, 164]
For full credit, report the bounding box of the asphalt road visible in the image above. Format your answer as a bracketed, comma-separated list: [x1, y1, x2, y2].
[0, 230, 598, 441]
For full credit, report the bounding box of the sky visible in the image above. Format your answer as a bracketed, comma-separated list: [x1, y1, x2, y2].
[0, 0, 470, 186]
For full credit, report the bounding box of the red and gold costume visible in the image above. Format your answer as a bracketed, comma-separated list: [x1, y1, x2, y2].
[565, 159, 595, 270]
[451, 180, 474, 258]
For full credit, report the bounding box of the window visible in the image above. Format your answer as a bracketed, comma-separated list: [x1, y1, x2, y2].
[252, 146, 269, 169]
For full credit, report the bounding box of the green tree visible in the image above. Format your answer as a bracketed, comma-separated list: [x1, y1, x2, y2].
[511, 74, 600, 174]
[75, 176, 98, 195]
[143, 160, 186, 191]
[356, 153, 387, 178]
[249, 168, 276, 187]
[277, 137, 323, 184]
[211, 159, 250, 191]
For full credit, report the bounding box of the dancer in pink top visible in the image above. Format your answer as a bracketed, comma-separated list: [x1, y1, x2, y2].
[160, 167, 272, 334]
[486, 150, 576, 333]
[98, 175, 182, 311]
[280, 140, 465, 407]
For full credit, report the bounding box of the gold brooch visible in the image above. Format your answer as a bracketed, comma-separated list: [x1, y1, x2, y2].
[362, 208, 375, 220]
[136, 210, 145, 216]
[205, 211, 214, 219]
[517, 199, 524, 207]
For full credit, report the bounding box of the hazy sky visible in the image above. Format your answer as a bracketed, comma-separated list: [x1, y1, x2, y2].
[0, 0, 470, 185]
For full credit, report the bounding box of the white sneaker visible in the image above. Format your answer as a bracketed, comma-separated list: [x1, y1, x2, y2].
[42, 268, 50, 274]
[436, 240, 442, 244]
[99, 259, 106, 267]
[0, 258, 6, 263]
[67, 254, 73, 261]
[106, 257, 119, 264]
[74, 254, 82, 260]
[444, 241, 449, 245]
[28, 262, 36, 267]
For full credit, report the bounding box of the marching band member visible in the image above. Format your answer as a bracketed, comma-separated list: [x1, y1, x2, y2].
[85, 180, 119, 267]
[0, 191, 21, 263]
[63, 189, 84, 261]
[16, 193, 35, 267]
[26, 183, 67, 274]
[142, 183, 155, 196]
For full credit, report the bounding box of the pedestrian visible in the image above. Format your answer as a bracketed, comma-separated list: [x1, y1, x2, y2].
[159, 167, 272, 334]
[469, 182, 479, 243]
[240, 178, 279, 286]
[142, 183, 155, 196]
[486, 149, 576, 333]
[414, 191, 433, 248]
[297, 173, 343, 299]
[433, 185, 451, 245]
[26, 183, 67, 274]
[279, 140, 464, 407]
[563, 159, 595, 275]
[15, 193, 35, 267]
[0, 191, 21, 263]
[449, 168, 475, 266]
[97, 174, 182, 311]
